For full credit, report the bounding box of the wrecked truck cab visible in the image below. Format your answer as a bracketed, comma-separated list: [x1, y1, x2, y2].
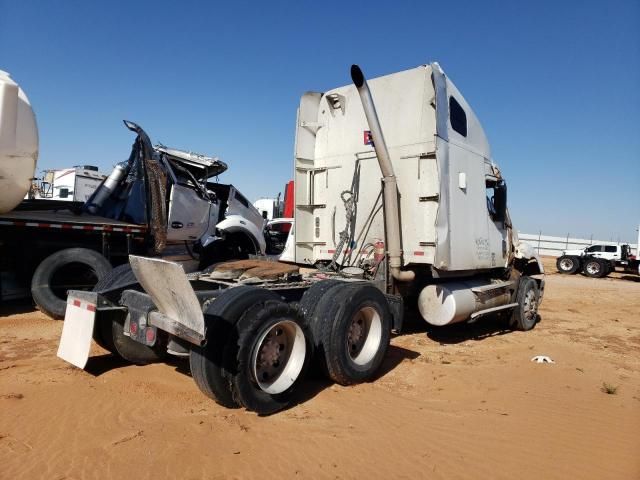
[86, 121, 266, 262]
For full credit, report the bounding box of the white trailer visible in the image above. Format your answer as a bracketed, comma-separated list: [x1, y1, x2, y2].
[59, 62, 545, 415]
[36, 166, 106, 202]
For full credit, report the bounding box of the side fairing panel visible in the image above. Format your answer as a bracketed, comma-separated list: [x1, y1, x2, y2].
[433, 67, 506, 271]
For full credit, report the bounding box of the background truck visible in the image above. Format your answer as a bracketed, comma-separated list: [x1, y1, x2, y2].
[556, 243, 638, 278]
[0, 109, 266, 317]
[59, 62, 545, 415]
[256, 181, 295, 255]
[29, 165, 106, 202]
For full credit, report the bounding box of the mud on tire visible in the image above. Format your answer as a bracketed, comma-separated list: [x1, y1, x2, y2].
[299, 279, 345, 348]
[224, 301, 312, 415]
[189, 286, 281, 409]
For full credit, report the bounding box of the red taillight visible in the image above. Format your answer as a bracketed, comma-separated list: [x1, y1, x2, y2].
[130, 322, 138, 335]
[145, 328, 155, 344]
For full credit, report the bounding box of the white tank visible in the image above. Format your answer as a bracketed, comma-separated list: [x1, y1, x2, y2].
[0, 70, 38, 213]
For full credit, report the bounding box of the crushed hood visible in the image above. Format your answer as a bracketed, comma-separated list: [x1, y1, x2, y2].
[155, 145, 228, 179]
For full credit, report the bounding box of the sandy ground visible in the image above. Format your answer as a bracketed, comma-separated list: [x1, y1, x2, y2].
[1, 258, 638, 480]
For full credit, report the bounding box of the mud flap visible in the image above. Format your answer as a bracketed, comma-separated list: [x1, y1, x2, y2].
[57, 291, 98, 369]
[128, 255, 205, 337]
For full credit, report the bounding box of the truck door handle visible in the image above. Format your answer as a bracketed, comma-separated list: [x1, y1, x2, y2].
[171, 222, 183, 229]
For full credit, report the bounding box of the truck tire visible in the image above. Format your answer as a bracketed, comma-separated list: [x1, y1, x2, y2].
[605, 260, 615, 275]
[31, 248, 112, 319]
[224, 301, 311, 415]
[189, 286, 281, 409]
[510, 276, 539, 331]
[583, 257, 608, 278]
[298, 279, 344, 347]
[556, 255, 580, 274]
[92, 264, 131, 353]
[93, 263, 138, 293]
[316, 283, 391, 386]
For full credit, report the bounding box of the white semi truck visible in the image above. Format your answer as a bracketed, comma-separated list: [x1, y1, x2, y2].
[59, 62, 544, 415]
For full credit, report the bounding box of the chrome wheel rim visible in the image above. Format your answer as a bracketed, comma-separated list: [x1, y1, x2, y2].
[559, 258, 573, 271]
[251, 320, 306, 395]
[346, 306, 382, 366]
[586, 262, 600, 275]
[522, 288, 538, 321]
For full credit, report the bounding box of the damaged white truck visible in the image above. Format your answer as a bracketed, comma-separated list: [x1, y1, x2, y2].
[0, 112, 265, 316]
[59, 62, 544, 415]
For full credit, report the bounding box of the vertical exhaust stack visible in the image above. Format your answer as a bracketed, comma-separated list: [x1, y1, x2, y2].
[350, 65, 415, 282]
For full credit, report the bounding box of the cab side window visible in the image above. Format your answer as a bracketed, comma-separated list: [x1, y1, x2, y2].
[449, 96, 467, 137]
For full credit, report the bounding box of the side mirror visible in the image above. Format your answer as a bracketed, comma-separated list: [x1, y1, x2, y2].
[493, 182, 507, 222]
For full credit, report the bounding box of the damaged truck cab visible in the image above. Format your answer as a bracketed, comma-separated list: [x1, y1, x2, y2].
[87, 121, 266, 262]
[292, 63, 543, 326]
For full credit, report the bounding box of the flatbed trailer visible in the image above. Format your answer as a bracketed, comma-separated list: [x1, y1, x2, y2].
[0, 206, 149, 316]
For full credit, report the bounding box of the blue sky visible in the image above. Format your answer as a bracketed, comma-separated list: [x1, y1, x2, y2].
[2, 0, 638, 241]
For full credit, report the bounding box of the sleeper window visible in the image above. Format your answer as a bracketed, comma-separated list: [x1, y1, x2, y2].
[449, 96, 467, 137]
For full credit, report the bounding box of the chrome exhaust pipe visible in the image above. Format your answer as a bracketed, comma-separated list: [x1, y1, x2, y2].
[350, 65, 414, 282]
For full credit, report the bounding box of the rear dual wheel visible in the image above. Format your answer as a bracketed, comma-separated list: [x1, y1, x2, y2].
[189, 286, 311, 415]
[556, 255, 580, 274]
[582, 257, 609, 278]
[225, 301, 309, 414]
[302, 281, 391, 385]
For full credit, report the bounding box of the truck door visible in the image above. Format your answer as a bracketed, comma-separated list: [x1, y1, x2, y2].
[585, 245, 605, 258]
[166, 184, 212, 242]
[603, 245, 618, 260]
[485, 178, 508, 268]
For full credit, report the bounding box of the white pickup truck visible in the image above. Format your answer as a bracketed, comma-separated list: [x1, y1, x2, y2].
[556, 244, 635, 278]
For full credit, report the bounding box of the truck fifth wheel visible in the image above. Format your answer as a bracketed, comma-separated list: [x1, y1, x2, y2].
[59, 62, 545, 415]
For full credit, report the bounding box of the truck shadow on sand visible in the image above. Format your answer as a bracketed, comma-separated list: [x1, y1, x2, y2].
[84, 354, 132, 376]
[84, 344, 420, 412]
[287, 344, 420, 407]
[0, 301, 37, 318]
[81, 313, 530, 409]
[400, 310, 541, 345]
[619, 275, 640, 283]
